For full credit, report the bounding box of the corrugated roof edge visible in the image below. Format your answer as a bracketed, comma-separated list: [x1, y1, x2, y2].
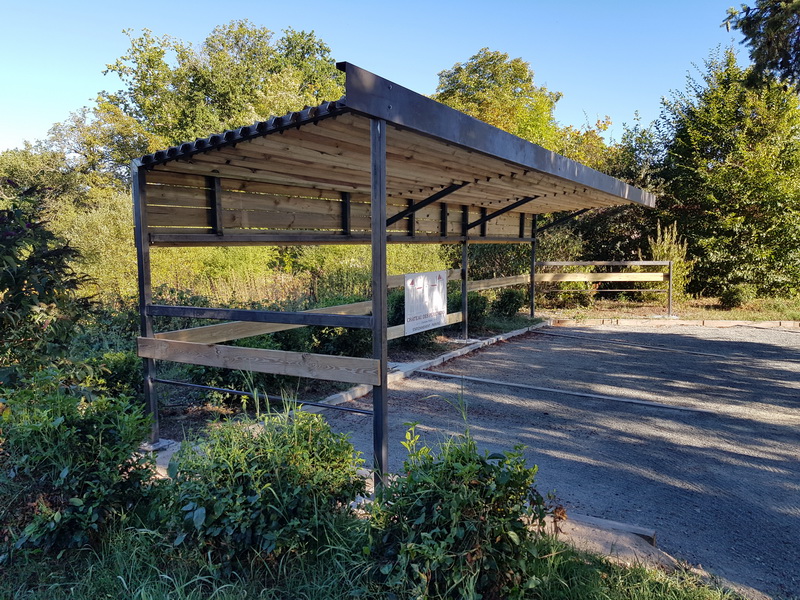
[137, 99, 348, 167]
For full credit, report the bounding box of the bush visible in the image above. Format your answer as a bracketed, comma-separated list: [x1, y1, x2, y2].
[448, 291, 489, 328]
[720, 283, 758, 309]
[369, 426, 548, 599]
[85, 350, 142, 398]
[491, 288, 526, 319]
[0, 373, 154, 553]
[167, 407, 365, 567]
[638, 221, 693, 304]
[0, 206, 92, 384]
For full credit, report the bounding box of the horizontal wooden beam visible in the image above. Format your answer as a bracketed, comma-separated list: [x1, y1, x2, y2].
[536, 261, 671, 267]
[386, 268, 461, 289]
[535, 272, 668, 282]
[138, 338, 381, 385]
[156, 300, 373, 344]
[147, 305, 374, 328]
[467, 274, 531, 292]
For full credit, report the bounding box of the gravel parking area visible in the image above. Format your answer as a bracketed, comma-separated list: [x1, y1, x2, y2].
[325, 324, 800, 599]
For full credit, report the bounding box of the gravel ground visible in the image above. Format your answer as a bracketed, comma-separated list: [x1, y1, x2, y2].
[324, 324, 800, 599]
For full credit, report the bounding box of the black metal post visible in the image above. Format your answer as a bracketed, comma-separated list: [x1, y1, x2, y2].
[370, 119, 389, 489]
[531, 214, 538, 318]
[668, 261, 673, 317]
[462, 241, 469, 339]
[132, 161, 158, 443]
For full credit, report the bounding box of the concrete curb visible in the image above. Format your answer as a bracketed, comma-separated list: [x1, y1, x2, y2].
[311, 321, 550, 412]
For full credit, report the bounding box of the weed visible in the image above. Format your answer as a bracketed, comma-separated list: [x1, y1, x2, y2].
[0, 372, 155, 554]
[369, 426, 548, 600]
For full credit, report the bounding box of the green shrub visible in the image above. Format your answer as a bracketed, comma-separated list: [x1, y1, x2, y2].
[638, 221, 693, 303]
[0, 373, 154, 553]
[369, 426, 548, 599]
[491, 288, 526, 318]
[167, 407, 365, 567]
[719, 283, 758, 309]
[448, 291, 489, 328]
[0, 206, 92, 384]
[85, 350, 142, 398]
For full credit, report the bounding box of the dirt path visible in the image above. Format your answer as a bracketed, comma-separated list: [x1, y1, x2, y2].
[324, 324, 800, 599]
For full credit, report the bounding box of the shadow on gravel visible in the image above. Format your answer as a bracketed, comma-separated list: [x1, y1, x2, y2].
[328, 326, 799, 599]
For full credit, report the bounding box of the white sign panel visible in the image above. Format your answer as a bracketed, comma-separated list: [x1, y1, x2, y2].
[404, 271, 447, 335]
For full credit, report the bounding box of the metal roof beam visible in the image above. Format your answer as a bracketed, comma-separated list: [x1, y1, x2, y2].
[465, 195, 540, 231]
[535, 208, 591, 234]
[386, 182, 469, 227]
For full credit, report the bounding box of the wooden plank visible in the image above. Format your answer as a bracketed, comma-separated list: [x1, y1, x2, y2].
[386, 310, 464, 340]
[536, 261, 671, 267]
[222, 191, 367, 218]
[146, 205, 211, 228]
[220, 177, 349, 200]
[221, 208, 371, 231]
[146, 170, 209, 188]
[156, 300, 373, 344]
[138, 337, 380, 385]
[535, 273, 668, 282]
[158, 161, 369, 194]
[468, 274, 531, 292]
[386, 269, 461, 289]
[150, 232, 373, 246]
[145, 184, 211, 207]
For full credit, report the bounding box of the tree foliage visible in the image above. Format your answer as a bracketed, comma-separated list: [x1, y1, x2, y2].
[101, 21, 342, 147]
[48, 21, 343, 186]
[0, 201, 91, 383]
[659, 49, 800, 295]
[433, 48, 563, 148]
[725, 0, 800, 88]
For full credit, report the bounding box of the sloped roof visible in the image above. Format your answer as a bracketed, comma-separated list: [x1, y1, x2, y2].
[134, 63, 654, 246]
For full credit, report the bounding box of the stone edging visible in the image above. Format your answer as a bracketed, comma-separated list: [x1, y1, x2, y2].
[549, 318, 800, 329]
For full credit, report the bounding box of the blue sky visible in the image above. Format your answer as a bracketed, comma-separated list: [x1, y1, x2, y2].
[1, 0, 745, 151]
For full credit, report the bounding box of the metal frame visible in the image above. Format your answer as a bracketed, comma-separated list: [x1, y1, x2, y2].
[131, 63, 656, 483]
[370, 118, 389, 486]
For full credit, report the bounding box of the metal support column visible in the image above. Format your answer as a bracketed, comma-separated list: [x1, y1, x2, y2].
[462, 241, 469, 339]
[132, 161, 158, 443]
[370, 119, 389, 489]
[531, 215, 538, 318]
[668, 261, 673, 317]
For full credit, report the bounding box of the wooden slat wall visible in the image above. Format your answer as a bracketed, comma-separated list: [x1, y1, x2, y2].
[145, 170, 374, 236]
[145, 169, 533, 243]
[141, 110, 639, 245]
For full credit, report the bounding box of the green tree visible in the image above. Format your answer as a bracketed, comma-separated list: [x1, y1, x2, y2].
[660, 48, 800, 295]
[44, 21, 344, 188]
[433, 48, 562, 148]
[576, 118, 663, 261]
[101, 21, 343, 149]
[725, 0, 800, 88]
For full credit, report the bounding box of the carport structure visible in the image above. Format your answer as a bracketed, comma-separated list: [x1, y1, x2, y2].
[132, 62, 656, 478]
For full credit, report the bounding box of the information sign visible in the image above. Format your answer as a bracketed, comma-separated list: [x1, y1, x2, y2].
[404, 271, 447, 335]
